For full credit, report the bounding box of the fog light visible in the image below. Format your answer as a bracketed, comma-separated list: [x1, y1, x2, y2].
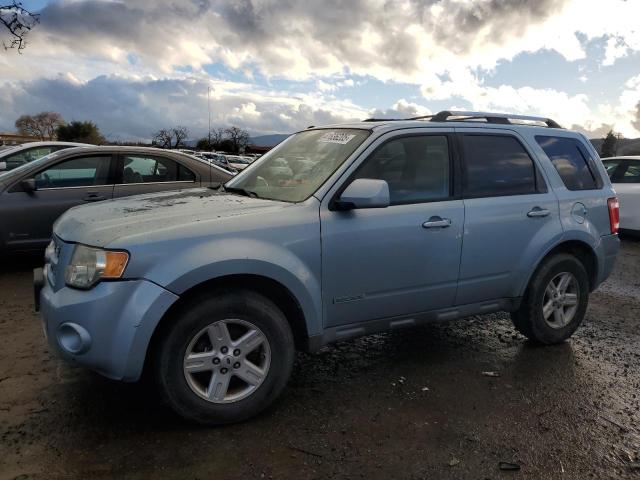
[57, 323, 92, 355]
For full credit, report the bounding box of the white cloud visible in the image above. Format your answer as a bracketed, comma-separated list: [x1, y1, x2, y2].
[2, 0, 640, 138]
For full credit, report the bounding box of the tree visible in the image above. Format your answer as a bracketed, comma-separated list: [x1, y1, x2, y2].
[600, 130, 618, 158]
[15, 112, 65, 140]
[56, 121, 105, 144]
[224, 126, 250, 154]
[210, 127, 225, 148]
[152, 129, 173, 149]
[196, 138, 212, 151]
[1, 1, 39, 52]
[172, 126, 189, 149]
[152, 126, 190, 149]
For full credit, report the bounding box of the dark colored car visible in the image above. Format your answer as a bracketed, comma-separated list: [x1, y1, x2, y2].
[0, 146, 232, 253]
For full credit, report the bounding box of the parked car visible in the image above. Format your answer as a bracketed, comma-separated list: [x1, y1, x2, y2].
[195, 152, 237, 174]
[226, 155, 252, 171]
[0, 146, 232, 253]
[601, 156, 640, 234]
[0, 141, 91, 171]
[36, 111, 619, 425]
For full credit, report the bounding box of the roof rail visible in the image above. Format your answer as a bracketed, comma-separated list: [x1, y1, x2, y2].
[429, 110, 563, 129]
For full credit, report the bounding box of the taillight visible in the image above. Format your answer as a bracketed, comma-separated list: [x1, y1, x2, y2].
[608, 197, 619, 234]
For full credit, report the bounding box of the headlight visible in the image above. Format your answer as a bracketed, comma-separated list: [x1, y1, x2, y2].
[65, 245, 129, 289]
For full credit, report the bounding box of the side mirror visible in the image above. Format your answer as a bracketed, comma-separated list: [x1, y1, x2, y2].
[335, 178, 390, 210]
[20, 178, 37, 193]
[0, 161, 6, 171]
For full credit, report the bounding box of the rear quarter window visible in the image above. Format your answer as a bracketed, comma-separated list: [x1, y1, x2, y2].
[536, 136, 601, 190]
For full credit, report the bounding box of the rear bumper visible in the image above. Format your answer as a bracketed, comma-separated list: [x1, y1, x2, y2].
[595, 233, 619, 289]
[39, 277, 179, 381]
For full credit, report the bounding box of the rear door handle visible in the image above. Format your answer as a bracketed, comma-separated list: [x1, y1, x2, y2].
[422, 216, 451, 228]
[83, 193, 107, 202]
[527, 207, 550, 218]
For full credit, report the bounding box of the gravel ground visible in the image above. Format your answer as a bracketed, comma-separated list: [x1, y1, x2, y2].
[1, 238, 639, 480]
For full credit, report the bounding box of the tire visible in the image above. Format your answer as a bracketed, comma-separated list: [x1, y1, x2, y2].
[511, 253, 590, 344]
[154, 289, 295, 425]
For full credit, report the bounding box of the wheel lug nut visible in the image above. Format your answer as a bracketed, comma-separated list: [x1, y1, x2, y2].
[212, 358, 220, 365]
[220, 346, 228, 354]
[233, 362, 241, 369]
[221, 367, 228, 374]
[233, 349, 241, 356]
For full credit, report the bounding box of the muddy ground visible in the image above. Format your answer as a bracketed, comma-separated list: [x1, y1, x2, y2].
[1, 239, 639, 480]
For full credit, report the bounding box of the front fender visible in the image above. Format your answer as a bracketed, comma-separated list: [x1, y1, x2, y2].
[134, 238, 323, 337]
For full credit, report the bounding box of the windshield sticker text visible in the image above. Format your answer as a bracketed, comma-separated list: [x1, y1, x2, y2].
[318, 132, 357, 145]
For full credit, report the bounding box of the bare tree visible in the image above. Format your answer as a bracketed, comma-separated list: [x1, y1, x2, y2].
[172, 126, 189, 148]
[152, 129, 173, 149]
[15, 112, 65, 140]
[152, 126, 190, 149]
[1, 1, 39, 52]
[210, 127, 225, 147]
[225, 126, 250, 153]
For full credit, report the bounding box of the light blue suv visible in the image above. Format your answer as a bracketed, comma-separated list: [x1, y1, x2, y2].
[35, 111, 620, 424]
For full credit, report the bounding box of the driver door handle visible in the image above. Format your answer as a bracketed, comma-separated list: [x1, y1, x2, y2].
[422, 216, 452, 229]
[83, 193, 107, 202]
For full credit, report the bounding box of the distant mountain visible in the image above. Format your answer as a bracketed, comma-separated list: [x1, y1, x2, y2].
[249, 134, 290, 147]
[590, 137, 640, 156]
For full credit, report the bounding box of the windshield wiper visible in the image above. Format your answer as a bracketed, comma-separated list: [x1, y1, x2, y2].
[223, 186, 260, 198]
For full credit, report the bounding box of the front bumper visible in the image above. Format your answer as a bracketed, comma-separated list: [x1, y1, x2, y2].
[39, 276, 179, 381]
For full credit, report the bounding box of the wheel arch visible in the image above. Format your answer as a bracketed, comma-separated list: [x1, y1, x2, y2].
[520, 238, 598, 297]
[144, 273, 311, 377]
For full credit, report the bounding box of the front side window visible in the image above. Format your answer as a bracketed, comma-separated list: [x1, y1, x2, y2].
[226, 129, 369, 202]
[463, 135, 537, 197]
[35, 156, 111, 189]
[536, 136, 598, 190]
[603, 159, 622, 178]
[354, 135, 450, 205]
[121, 155, 194, 184]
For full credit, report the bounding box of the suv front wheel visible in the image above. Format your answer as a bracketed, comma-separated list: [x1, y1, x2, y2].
[154, 290, 295, 425]
[511, 253, 590, 344]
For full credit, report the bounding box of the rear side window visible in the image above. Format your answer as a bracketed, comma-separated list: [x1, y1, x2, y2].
[462, 135, 537, 197]
[536, 136, 598, 190]
[612, 161, 640, 184]
[121, 155, 194, 184]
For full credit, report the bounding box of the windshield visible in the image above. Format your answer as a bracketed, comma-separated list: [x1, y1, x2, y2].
[226, 129, 369, 202]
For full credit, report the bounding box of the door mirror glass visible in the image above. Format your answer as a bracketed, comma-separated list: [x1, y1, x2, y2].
[336, 178, 390, 210]
[20, 178, 36, 192]
[0, 161, 6, 171]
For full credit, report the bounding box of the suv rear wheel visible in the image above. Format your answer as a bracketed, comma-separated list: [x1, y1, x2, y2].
[511, 253, 590, 344]
[154, 290, 295, 425]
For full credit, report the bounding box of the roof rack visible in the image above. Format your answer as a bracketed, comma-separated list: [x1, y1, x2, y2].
[427, 110, 563, 129]
[362, 111, 562, 129]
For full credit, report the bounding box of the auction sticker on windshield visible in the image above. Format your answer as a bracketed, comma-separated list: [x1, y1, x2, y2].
[319, 132, 357, 144]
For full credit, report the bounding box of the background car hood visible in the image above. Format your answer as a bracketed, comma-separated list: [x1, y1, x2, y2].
[54, 188, 291, 247]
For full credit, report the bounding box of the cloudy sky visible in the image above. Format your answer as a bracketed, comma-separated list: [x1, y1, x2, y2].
[1, 0, 639, 141]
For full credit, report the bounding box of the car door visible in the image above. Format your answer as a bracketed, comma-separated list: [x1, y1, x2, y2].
[609, 159, 640, 231]
[455, 130, 562, 305]
[1, 154, 115, 249]
[320, 131, 464, 327]
[112, 153, 199, 198]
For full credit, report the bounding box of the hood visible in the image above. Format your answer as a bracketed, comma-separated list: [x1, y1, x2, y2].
[54, 188, 291, 247]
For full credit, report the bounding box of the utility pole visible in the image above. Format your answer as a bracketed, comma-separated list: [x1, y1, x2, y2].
[615, 132, 623, 156]
[207, 86, 212, 149]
